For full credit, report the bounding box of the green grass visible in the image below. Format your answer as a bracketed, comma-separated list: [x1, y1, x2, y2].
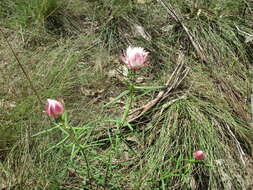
[1, 0, 253, 189]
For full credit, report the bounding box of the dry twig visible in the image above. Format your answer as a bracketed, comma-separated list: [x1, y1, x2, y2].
[128, 53, 189, 122]
[225, 124, 246, 166]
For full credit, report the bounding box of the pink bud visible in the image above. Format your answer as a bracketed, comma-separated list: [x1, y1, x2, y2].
[194, 150, 205, 160]
[120, 46, 149, 70]
[44, 99, 64, 118]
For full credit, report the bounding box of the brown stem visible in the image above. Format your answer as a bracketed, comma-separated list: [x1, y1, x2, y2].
[0, 28, 44, 106]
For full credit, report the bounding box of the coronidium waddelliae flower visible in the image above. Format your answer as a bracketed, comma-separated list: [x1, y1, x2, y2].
[44, 99, 64, 118]
[194, 150, 205, 160]
[120, 46, 149, 70]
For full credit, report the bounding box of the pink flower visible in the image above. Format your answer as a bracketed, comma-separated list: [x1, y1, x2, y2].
[120, 46, 149, 70]
[44, 99, 64, 118]
[194, 150, 205, 160]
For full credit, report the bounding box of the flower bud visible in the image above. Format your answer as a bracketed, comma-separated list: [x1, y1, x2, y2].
[120, 46, 149, 70]
[194, 150, 205, 160]
[44, 99, 64, 118]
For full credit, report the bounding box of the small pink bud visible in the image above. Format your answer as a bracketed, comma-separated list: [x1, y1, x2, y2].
[194, 150, 205, 160]
[44, 99, 64, 118]
[120, 46, 149, 70]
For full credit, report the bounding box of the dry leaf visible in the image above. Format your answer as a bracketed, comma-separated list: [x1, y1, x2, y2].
[137, 0, 147, 4]
[132, 24, 151, 41]
[0, 100, 16, 109]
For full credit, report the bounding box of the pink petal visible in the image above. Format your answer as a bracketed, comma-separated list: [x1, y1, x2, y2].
[55, 103, 62, 113]
[50, 104, 57, 118]
[194, 150, 205, 160]
[121, 46, 149, 70]
[44, 99, 64, 118]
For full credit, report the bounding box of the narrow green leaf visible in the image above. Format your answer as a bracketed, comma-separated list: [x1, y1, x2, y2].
[104, 90, 130, 107]
[133, 85, 166, 90]
[32, 125, 61, 137]
[44, 136, 70, 153]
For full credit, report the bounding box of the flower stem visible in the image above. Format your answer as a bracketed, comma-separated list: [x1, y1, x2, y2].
[69, 130, 91, 186]
[120, 86, 134, 127]
[61, 113, 92, 187]
[120, 70, 135, 127]
[115, 77, 136, 153]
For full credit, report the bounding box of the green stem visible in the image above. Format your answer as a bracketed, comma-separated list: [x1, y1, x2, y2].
[120, 86, 134, 127]
[61, 114, 92, 187]
[70, 132, 91, 185]
[120, 70, 135, 127]
[115, 82, 137, 154]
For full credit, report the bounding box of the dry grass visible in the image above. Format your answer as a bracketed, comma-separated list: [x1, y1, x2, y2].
[0, 0, 253, 189]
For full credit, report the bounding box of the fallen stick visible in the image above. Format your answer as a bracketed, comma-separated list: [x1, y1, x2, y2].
[251, 94, 253, 124]
[128, 53, 189, 122]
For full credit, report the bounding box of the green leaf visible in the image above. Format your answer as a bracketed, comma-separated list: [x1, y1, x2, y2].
[133, 85, 166, 90]
[44, 136, 70, 153]
[32, 125, 61, 137]
[104, 90, 130, 107]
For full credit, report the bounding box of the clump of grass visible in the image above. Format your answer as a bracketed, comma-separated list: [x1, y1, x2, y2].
[0, 0, 253, 189]
[130, 95, 252, 189]
[5, 0, 62, 28]
[90, 0, 134, 49]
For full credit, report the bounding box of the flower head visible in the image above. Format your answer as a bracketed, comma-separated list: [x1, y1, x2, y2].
[194, 150, 205, 160]
[44, 99, 64, 118]
[120, 46, 149, 70]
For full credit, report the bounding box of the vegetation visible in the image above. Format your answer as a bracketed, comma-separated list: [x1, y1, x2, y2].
[0, 0, 253, 189]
